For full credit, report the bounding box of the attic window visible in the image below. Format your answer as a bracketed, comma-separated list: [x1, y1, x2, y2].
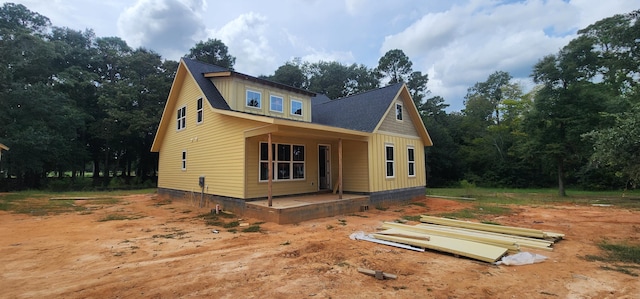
[396, 103, 403, 121]
[291, 100, 303, 116]
[270, 95, 283, 113]
[177, 106, 186, 130]
[246, 90, 261, 109]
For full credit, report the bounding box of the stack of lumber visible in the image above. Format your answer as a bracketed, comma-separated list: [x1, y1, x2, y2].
[368, 215, 564, 263]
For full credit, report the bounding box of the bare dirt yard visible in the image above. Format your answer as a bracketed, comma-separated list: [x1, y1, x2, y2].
[1, 193, 639, 298]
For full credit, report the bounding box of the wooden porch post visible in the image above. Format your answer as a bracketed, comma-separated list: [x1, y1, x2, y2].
[338, 138, 343, 199]
[268, 133, 273, 207]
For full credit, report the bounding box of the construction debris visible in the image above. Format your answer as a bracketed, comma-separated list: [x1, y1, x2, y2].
[351, 215, 564, 264]
[357, 267, 397, 280]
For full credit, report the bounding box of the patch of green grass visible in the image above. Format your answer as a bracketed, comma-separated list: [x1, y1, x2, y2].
[584, 241, 640, 276]
[326, 224, 334, 230]
[223, 221, 240, 228]
[426, 187, 640, 209]
[198, 211, 236, 227]
[153, 199, 172, 206]
[409, 202, 427, 207]
[242, 225, 261, 233]
[375, 206, 388, 211]
[98, 214, 142, 222]
[338, 219, 347, 226]
[281, 240, 291, 246]
[436, 204, 511, 219]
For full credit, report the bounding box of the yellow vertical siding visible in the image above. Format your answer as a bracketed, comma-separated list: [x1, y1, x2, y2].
[341, 139, 369, 192]
[212, 76, 312, 122]
[368, 133, 426, 192]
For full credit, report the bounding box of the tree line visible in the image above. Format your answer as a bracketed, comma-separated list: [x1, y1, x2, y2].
[0, 3, 638, 194]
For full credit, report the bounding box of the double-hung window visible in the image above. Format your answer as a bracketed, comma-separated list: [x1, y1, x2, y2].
[259, 142, 305, 181]
[177, 106, 186, 130]
[196, 98, 203, 123]
[181, 150, 187, 170]
[385, 144, 395, 178]
[407, 146, 415, 177]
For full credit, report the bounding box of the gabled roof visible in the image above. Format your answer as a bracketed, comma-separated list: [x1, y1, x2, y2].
[182, 58, 231, 110]
[312, 83, 404, 132]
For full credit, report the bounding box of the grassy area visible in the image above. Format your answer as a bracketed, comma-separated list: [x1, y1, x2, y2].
[426, 187, 640, 209]
[0, 189, 156, 215]
[584, 241, 640, 276]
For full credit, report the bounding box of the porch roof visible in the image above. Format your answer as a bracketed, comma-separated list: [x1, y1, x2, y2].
[216, 109, 371, 141]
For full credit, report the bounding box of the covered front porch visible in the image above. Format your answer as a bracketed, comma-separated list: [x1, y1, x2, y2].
[244, 192, 370, 224]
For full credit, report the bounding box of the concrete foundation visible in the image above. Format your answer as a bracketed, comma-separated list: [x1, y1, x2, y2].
[157, 186, 425, 224]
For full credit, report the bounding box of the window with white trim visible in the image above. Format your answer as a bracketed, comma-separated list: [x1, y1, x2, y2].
[270, 95, 283, 113]
[407, 146, 415, 177]
[196, 98, 203, 123]
[259, 142, 305, 181]
[181, 150, 187, 170]
[246, 90, 261, 108]
[396, 103, 403, 121]
[177, 106, 186, 130]
[385, 144, 395, 178]
[291, 99, 303, 116]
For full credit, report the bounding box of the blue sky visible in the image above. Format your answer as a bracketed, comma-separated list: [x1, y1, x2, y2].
[5, 0, 637, 111]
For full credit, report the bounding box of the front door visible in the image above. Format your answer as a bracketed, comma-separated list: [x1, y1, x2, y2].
[318, 145, 331, 190]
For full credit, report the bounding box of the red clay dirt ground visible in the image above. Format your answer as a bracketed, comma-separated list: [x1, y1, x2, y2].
[1, 193, 639, 298]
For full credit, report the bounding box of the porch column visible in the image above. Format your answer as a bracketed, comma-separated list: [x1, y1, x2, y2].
[338, 138, 343, 199]
[268, 133, 273, 207]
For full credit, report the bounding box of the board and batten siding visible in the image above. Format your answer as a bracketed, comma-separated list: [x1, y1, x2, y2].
[368, 133, 426, 193]
[157, 73, 262, 199]
[341, 139, 369, 192]
[212, 77, 312, 122]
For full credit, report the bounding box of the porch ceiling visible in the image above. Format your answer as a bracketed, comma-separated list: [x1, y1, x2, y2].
[244, 124, 369, 141]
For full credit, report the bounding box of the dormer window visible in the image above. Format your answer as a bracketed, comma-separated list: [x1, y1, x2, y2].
[270, 95, 283, 113]
[246, 90, 261, 109]
[291, 99, 303, 116]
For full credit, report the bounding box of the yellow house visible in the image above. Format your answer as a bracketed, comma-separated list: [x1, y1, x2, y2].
[151, 58, 432, 219]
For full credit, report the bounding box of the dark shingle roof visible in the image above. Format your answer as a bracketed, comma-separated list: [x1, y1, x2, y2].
[182, 58, 231, 110]
[311, 83, 403, 132]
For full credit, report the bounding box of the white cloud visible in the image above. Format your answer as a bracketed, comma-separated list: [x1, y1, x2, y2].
[117, 0, 206, 58]
[207, 12, 275, 75]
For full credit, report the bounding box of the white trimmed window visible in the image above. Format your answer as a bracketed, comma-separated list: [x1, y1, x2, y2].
[246, 90, 261, 108]
[196, 98, 203, 123]
[385, 144, 395, 178]
[270, 95, 283, 113]
[181, 150, 187, 170]
[407, 146, 415, 177]
[291, 99, 303, 116]
[396, 103, 403, 121]
[177, 106, 186, 130]
[259, 142, 305, 181]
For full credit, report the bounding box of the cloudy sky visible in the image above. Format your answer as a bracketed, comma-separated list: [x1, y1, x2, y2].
[5, 0, 637, 111]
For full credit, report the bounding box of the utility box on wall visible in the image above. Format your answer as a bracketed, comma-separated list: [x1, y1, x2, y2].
[198, 176, 205, 188]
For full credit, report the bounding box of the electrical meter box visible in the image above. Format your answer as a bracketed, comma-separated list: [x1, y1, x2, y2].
[198, 176, 205, 188]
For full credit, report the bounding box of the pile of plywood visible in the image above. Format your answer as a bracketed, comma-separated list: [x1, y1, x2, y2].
[364, 215, 564, 263]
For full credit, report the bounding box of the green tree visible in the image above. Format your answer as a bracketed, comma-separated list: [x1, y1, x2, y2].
[185, 38, 236, 69]
[376, 49, 413, 84]
[264, 59, 306, 88]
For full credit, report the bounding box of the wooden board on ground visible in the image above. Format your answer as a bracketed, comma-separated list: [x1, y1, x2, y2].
[372, 233, 508, 263]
